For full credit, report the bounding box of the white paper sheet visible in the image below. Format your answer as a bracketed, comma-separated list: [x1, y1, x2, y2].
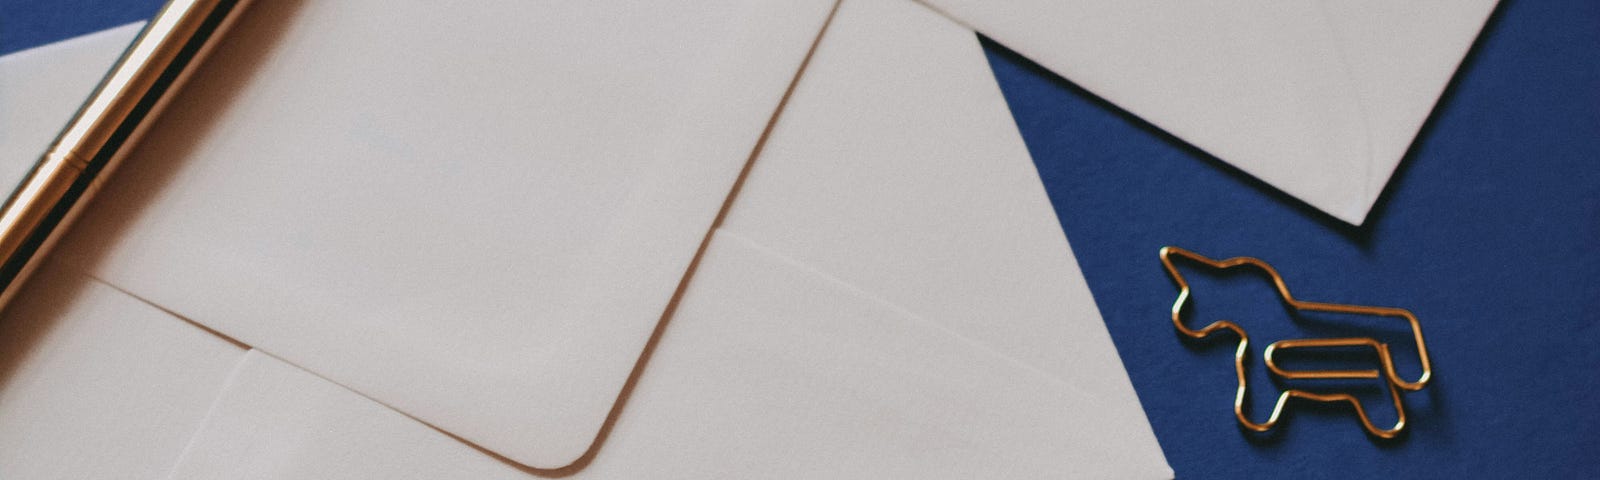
[0, 24, 248, 480]
[918, 0, 1498, 224]
[168, 233, 1167, 479]
[5, 0, 1171, 476]
[165, 0, 1168, 476]
[58, 0, 835, 469]
[0, 262, 247, 479]
[721, 0, 1131, 397]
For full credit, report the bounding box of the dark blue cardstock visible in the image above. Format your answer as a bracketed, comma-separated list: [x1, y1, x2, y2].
[984, 1, 1598, 477]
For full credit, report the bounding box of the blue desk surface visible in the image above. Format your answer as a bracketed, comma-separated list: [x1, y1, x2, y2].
[4, 1, 1596, 477]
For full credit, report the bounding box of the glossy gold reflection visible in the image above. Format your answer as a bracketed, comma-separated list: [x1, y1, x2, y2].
[1159, 246, 1433, 439]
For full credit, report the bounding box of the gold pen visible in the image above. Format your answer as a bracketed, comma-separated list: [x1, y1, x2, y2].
[0, 0, 248, 309]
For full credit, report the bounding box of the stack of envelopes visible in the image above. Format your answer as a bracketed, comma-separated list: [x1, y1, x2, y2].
[0, 0, 1494, 478]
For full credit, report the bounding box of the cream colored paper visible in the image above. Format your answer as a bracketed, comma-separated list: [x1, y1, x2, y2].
[165, 0, 1167, 476]
[919, 0, 1498, 224]
[0, 262, 247, 479]
[4, 0, 1171, 476]
[170, 231, 1168, 479]
[0, 24, 248, 479]
[58, 0, 835, 469]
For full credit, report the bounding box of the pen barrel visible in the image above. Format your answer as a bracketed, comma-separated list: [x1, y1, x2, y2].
[0, 0, 246, 310]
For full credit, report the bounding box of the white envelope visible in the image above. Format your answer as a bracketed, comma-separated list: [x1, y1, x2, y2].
[55, 0, 836, 470]
[0, 32, 251, 480]
[168, 231, 1166, 479]
[0, 262, 247, 480]
[2, 0, 1170, 477]
[918, 0, 1498, 224]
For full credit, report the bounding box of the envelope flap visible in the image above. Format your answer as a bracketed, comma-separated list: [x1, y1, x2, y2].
[167, 233, 1174, 478]
[712, 0, 1166, 471]
[919, 0, 1497, 224]
[57, 0, 835, 469]
[1313, 0, 1502, 219]
[723, 0, 1135, 397]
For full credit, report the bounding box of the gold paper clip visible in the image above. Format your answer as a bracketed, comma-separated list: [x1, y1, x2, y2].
[1159, 246, 1433, 439]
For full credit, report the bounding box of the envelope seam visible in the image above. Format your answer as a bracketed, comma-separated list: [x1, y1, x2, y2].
[521, 0, 848, 475]
[710, 228, 1095, 399]
[156, 349, 255, 480]
[82, 273, 250, 349]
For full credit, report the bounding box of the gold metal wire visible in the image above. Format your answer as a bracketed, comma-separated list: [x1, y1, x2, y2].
[1158, 246, 1433, 439]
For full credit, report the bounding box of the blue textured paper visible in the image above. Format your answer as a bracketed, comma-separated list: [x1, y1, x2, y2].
[983, 1, 1599, 478]
[0, 0, 163, 56]
[4, 1, 1596, 477]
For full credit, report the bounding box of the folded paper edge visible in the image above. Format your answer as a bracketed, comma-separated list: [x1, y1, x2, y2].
[495, 0, 847, 472]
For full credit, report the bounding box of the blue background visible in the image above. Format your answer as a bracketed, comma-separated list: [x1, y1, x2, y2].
[4, 1, 1596, 477]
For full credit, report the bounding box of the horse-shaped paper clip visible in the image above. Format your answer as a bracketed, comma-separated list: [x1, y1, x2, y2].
[1159, 246, 1433, 439]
